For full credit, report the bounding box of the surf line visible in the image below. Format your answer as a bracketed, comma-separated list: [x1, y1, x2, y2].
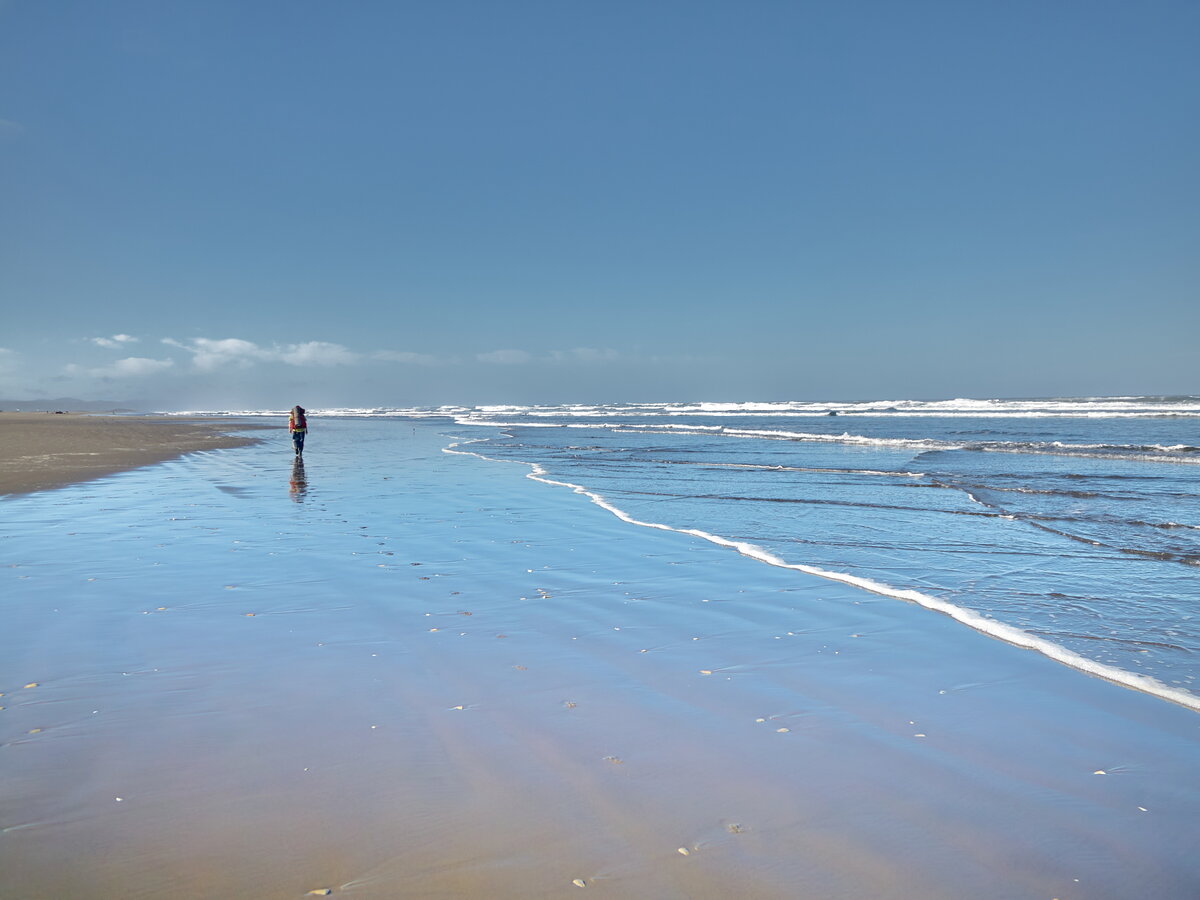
[444, 437, 1200, 713]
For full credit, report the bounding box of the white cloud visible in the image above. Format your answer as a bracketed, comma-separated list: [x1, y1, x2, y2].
[164, 337, 264, 371]
[164, 337, 358, 370]
[477, 349, 532, 364]
[277, 341, 359, 367]
[111, 356, 174, 376]
[548, 347, 620, 363]
[67, 356, 175, 378]
[374, 350, 441, 365]
[90, 333, 140, 348]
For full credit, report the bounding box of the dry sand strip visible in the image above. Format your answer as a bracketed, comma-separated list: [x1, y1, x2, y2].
[0, 412, 271, 496]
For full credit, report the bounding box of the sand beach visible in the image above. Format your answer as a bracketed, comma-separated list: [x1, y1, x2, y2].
[0, 412, 268, 497]
[1, 417, 1198, 898]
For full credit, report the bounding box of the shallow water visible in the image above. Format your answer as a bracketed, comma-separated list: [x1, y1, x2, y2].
[4, 417, 1200, 898]
[161, 401, 1200, 705]
[432, 402, 1200, 707]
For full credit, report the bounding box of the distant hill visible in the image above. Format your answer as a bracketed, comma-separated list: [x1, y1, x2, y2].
[0, 398, 140, 413]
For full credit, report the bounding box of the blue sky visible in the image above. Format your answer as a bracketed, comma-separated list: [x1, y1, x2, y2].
[2, 0, 1197, 408]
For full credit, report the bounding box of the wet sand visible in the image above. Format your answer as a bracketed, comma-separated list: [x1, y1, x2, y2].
[1, 420, 1198, 898]
[0, 412, 268, 496]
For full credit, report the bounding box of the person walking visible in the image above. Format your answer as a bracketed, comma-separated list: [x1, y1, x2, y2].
[288, 405, 308, 456]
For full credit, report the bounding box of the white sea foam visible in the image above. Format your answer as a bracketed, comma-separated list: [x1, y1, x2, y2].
[605, 424, 1198, 464]
[162, 403, 1200, 467]
[444, 436, 1200, 713]
[164, 396, 1200, 422]
[449, 396, 1200, 420]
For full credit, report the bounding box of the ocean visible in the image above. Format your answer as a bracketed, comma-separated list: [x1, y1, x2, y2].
[186, 396, 1199, 710]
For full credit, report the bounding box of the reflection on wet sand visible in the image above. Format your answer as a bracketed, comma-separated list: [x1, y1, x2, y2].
[4, 420, 1200, 899]
[289, 458, 307, 501]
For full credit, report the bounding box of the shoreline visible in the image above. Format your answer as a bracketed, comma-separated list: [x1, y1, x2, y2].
[448, 439, 1200, 713]
[0, 412, 271, 497]
[2, 419, 1198, 898]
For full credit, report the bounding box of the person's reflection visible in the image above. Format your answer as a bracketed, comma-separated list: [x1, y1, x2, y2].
[289, 457, 308, 501]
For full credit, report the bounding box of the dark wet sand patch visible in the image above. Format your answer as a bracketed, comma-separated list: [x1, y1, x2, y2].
[0, 412, 269, 496]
